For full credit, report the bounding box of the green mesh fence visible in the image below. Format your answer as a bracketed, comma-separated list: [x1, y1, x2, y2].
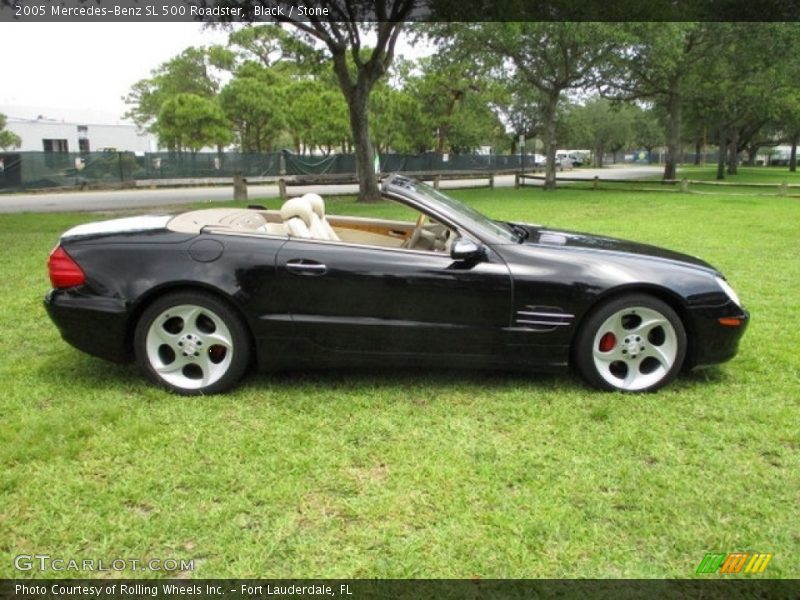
[0, 151, 284, 191]
[283, 152, 356, 176]
[0, 151, 533, 191]
[140, 152, 282, 179]
[378, 153, 535, 172]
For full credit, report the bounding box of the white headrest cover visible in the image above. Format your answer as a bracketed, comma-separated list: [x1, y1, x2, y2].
[302, 193, 325, 217]
[280, 197, 314, 226]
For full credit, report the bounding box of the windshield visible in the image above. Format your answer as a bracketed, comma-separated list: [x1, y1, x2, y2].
[386, 177, 518, 242]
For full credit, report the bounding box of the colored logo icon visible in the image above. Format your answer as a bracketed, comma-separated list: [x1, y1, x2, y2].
[696, 552, 773, 574]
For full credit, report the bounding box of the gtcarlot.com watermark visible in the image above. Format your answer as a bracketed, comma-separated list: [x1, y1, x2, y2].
[14, 554, 195, 573]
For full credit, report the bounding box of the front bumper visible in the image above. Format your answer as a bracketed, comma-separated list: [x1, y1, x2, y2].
[687, 303, 750, 368]
[44, 289, 133, 364]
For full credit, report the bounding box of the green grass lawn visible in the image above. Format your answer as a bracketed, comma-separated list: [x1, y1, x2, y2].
[669, 166, 800, 198]
[1, 186, 798, 579]
[610, 165, 800, 197]
[677, 165, 800, 185]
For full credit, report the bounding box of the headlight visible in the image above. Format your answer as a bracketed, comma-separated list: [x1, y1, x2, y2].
[715, 276, 741, 307]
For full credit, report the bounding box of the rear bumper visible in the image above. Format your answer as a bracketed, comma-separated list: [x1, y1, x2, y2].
[687, 304, 749, 368]
[44, 289, 133, 363]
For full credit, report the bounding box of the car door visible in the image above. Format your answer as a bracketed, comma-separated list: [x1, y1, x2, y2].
[272, 238, 512, 360]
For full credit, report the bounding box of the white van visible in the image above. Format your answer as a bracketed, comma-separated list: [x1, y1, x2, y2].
[555, 151, 582, 168]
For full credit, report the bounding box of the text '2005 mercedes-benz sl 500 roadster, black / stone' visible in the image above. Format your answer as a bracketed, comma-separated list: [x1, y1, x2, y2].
[45, 174, 748, 395]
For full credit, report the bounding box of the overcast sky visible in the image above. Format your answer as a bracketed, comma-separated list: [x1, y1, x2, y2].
[0, 23, 425, 125]
[0, 23, 229, 123]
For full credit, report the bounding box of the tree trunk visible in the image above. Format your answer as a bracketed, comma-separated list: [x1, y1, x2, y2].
[727, 129, 738, 175]
[331, 55, 380, 203]
[663, 81, 681, 181]
[716, 127, 726, 180]
[436, 125, 448, 154]
[694, 139, 702, 165]
[346, 83, 380, 203]
[436, 97, 459, 154]
[745, 144, 757, 166]
[542, 96, 559, 191]
[790, 134, 798, 172]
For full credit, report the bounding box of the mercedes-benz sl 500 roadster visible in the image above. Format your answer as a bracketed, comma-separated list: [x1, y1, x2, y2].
[45, 174, 748, 394]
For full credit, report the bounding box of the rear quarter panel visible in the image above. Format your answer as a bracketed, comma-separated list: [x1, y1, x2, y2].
[61, 231, 288, 362]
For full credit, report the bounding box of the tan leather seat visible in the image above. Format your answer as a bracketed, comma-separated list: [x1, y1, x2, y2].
[303, 193, 340, 241]
[258, 222, 288, 235]
[224, 211, 284, 235]
[280, 197, 315, 239]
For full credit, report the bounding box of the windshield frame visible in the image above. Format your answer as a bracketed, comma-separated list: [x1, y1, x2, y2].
[382, 175, 519, 244]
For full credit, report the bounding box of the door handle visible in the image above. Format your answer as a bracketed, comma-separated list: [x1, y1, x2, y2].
[388, 230, 407, 238]
[286, 259, 328, 276]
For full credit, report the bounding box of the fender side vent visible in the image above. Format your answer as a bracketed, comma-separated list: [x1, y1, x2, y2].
[515, 306, 574, 331]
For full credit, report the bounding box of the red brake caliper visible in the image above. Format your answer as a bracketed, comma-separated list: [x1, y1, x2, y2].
[598, 332, 616, 352]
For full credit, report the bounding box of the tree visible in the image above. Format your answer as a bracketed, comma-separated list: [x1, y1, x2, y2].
[378, 53, 503, 154]
[219, 75, 285, 152]
[225, 24, 314, 69]
[215, 24, 336, 153]
[435, 23, 626, 189]
[778, 95, 800, 172]
[154, 94, 232, 153]
[406, 54, 486, 153]
[684, 23, 795, 179]
[611, 23, 709, 181]
[492, 81, 545, 155]
[563, 98, 636, 167]
[632, 106, 664, 164]
[273, 4, 416, 202]
[369, 79, 422, 153]
[369, 68, 435, 154]
[124, 47, 219, 131]
[0, 114, 21, 150]
[285, 78, 350, 154]
[762, 28, 800, 171]
[445, 92, 507, 154]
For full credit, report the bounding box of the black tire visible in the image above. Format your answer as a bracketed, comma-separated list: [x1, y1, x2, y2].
[134, 291, 251, 395]
[573, 294, 687, 393]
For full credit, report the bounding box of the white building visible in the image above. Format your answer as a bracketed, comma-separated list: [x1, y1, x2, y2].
[5, 117, 157, 154]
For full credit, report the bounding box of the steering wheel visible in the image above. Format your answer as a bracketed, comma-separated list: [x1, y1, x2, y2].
[403, 213, 428, 249]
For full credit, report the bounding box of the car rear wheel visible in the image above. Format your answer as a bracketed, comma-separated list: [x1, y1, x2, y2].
[134, 291, 250, 395]
[574, 294, 686, 392]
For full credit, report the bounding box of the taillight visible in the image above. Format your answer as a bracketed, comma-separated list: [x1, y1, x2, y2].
[48, 245, 86, 288]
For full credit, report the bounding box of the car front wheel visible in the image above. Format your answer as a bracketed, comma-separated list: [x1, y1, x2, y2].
[134, 291, 250, 395]
[574, 294, 686, 392]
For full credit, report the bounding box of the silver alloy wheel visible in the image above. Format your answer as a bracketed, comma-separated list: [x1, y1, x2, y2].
[591, 305, 679, 391]
[144, 304, 234, 391]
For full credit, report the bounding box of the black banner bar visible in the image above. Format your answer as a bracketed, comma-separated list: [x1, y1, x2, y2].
[2, 580, 800, 600]
[4, 0, 800, 22]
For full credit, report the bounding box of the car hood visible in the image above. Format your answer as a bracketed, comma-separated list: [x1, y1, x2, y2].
[516, 224, 717, 272]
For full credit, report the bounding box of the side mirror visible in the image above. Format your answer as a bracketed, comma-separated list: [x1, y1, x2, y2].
[450, 238, 484, 261]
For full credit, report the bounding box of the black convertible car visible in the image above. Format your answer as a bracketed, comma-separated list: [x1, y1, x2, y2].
[45, 174, 748, 394]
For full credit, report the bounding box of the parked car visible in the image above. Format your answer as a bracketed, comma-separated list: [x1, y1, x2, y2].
[45, 174, 748, 395]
